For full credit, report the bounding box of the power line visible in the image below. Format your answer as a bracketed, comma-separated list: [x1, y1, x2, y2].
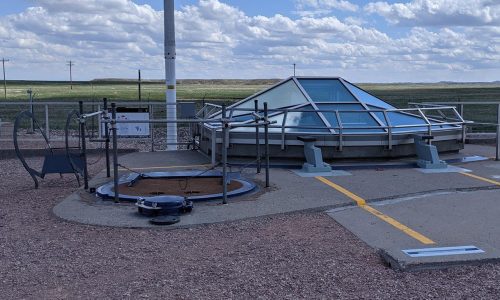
[2, 58, 9, 100]
[67, 60, 75, 90]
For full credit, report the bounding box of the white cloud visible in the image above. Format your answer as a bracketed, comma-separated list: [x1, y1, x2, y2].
[365, 0, 500, 26]
[295, 0, 358, 17]
[0, 0, 498, 82]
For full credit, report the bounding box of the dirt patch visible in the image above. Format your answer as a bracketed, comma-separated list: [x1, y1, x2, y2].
[117, 177, 244, 197]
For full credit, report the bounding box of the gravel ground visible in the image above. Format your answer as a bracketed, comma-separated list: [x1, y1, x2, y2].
[1, 156, 500, 299]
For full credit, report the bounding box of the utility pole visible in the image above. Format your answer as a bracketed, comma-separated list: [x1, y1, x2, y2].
[2, 58, 9, 100]
[67, 60, 75, 89]
[138, 69, 142, 102]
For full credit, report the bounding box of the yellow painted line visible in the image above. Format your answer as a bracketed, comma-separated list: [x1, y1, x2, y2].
[460, 172, 500, 186]
[119, 164, 212, 171]
[316, 176, 435, 245]
[316, 176, 366, 205]
[361, 205, 435, 245]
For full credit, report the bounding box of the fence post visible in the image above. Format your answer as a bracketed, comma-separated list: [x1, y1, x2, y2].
[221, 104, 228, 204]
[254, 99, 261, 173]
[496, 103, 500, 161]
[79, 101, 89, 190]
[111, 103, 119, 203]
[45, 104, 50, 141]
[264, 102, 270, 188]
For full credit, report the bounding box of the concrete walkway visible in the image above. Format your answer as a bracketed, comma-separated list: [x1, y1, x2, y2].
[53, 145, 500, 270]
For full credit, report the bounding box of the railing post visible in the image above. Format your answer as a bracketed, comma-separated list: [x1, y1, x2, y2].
[255, 99, 261, 173]
[281, 110, 287, 151]
[335, 110, 343, 151]
[111, 103, 119, 203]
[221, 104, 228, 204]
[103, 98, 110, 178]
[44, 104, 50, 141]
[496, 103, 500, 161]
[264, 102, 270, 188]
[383, 110, 392, 150]
[79, 101, 89, 190]
[211, 128, 216, 166]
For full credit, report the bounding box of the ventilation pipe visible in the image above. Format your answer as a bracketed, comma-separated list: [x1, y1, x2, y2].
[164, 0, 177, 150]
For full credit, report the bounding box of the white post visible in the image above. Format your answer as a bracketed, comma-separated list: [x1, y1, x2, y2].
[164, 0, 177, 150]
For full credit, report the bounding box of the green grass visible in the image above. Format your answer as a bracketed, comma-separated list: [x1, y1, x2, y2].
[2, 79, 499, 131]
[2, 80, 277, 102]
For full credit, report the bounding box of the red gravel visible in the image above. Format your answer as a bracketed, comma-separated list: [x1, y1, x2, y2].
[1, 156, 500, 299]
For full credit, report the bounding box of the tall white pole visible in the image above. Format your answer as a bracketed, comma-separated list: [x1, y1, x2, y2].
[164, 0, 177, 150]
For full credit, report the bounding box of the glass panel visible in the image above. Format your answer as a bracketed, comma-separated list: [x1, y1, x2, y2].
[317, 104, 383, 133]
[283, 106, 329, 132]
[230, 105, 328, 133]
[343, 81, 395, 109]
[298, 79, 357, 102]
[232, 80, 308, 112]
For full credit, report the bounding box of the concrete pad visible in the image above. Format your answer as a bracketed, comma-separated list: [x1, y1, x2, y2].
[415, 166, 471, 174]
[328, 189, 500, 271]
[54, 151, 356, 228]
[291, 169, 351, 177]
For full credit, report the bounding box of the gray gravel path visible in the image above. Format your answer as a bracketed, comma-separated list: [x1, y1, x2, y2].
[1, 156, 500, 299]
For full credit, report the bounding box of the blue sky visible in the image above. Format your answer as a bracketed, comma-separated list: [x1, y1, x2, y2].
[0, 0, 498, 82]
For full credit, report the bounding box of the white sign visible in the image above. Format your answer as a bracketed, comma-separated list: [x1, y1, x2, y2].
[116, 112, 150, 137]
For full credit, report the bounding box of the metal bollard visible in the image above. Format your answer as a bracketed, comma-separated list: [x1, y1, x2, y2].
[255, 99, 261, 173]
[79, 101, 89, 190]
[111, 103, 119, 203]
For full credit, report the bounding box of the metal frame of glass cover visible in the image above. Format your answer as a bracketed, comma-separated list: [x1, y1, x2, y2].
[205, 76, 463, 136]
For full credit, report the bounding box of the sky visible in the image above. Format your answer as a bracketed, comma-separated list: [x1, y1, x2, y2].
[0, 0, 498, 82]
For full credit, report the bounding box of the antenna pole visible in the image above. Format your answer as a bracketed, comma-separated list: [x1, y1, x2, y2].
[2, 58, 9, 100]
[67, 60, 75, 90]
[138, 69, 142, 102]
[293, 63, 296, 76]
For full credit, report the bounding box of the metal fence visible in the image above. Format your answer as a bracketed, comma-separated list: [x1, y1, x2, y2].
[0, 100, 226, 149]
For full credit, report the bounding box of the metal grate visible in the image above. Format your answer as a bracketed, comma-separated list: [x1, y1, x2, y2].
[403, 246, 484, 258]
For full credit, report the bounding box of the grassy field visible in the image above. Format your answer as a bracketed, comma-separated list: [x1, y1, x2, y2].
[3, 79, 499, 104]
[2, 79, 277, 102]
[1, 79, 499, 130]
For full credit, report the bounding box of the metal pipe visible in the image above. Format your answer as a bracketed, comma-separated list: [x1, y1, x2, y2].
[264, 102, 270, 188]
[81, 111, 103, 119]
[103, 98, 110, 178]
[79, 101, 89, 190]
[111, 103, 119, 203]
[105, 118, 224, 124]
[497, 104, 500, 161]
[45, 104, 50, 141]
[221, 105, 228, 204]
[254, 99, 261, 173]
[382, 110, 392, 150]
[211, 128, 216, 166]
[335, 110, 343, 151]
[164, 0, 177, 150]
[281, 110, 287, 150]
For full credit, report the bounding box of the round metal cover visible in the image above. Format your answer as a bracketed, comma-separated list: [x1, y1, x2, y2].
[149, 215, 180, 226]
